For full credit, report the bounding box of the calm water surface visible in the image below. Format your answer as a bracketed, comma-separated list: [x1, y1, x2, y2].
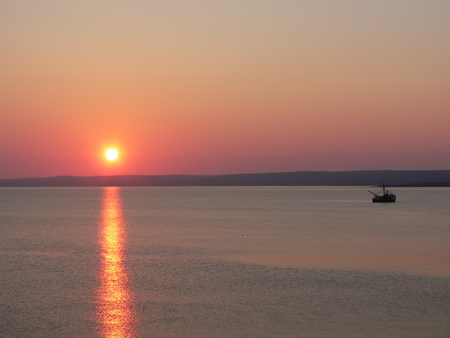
[1, 187, 449, 337]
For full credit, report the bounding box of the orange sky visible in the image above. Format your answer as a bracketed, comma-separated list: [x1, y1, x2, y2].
[1, 1, 449, 178]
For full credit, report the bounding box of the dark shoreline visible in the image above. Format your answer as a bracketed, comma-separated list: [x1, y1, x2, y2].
[1, 170, 450, 187]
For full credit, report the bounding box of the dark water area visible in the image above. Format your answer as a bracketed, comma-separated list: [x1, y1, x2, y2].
[1, 187, 449, 337]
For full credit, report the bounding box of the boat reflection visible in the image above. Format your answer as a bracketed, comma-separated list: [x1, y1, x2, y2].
[97, 187, 138, 337]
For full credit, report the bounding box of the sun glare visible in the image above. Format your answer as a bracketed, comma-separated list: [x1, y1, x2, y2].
[105, 149, 119, 161]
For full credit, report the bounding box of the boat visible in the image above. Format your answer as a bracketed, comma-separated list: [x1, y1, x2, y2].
[369, 184, 396, 203]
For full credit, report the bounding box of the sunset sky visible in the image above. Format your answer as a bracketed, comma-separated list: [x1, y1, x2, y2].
[1, 1, 449, 178]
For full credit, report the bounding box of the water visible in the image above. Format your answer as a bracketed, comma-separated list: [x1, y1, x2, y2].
[1, 186, 449, 337]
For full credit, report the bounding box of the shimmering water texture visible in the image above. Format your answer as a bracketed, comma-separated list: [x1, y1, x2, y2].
[97, 187, 138, 337]
[1, 187, 450, 337]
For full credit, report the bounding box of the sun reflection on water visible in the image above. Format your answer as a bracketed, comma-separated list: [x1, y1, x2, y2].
[97, 187, 138, 337]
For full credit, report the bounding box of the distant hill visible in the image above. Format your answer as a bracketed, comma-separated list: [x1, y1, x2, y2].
[1, 170, 450, 187]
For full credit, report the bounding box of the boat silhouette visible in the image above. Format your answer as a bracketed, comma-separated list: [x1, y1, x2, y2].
[369, 184, 396, 203]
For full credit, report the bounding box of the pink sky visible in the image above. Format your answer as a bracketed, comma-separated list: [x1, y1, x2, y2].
[1, 1, 449, 178]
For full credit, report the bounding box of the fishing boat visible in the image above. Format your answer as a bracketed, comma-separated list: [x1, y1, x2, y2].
[369, 184, 396, 203]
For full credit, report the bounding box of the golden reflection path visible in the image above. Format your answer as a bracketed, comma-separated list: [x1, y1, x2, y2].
[97, 187, 138, 338]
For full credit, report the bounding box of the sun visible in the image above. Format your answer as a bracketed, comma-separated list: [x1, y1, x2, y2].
[105, 149, 119, 161]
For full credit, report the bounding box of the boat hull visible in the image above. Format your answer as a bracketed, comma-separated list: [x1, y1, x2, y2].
[372, 196, 396, 203]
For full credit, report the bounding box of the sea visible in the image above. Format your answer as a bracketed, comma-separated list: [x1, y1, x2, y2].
[0, 186, 449, 337]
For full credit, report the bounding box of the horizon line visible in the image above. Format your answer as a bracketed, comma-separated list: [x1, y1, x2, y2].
[3, 168, 450, 181]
